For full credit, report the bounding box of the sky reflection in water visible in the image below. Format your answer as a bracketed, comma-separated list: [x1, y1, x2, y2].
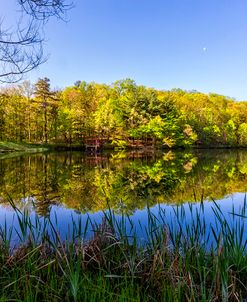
[0, 150, 247, 244]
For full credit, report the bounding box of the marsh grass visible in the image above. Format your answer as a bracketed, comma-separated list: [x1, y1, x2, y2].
[0, 198, 247, 301]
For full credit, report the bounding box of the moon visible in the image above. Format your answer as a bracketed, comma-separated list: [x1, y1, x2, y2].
[203, 47, 207, 52]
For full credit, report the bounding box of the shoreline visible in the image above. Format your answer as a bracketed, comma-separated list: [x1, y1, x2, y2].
[1, 141, 247, 155]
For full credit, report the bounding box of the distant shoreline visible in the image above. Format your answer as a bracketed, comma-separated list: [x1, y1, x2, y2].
[1, 141, 247, 156]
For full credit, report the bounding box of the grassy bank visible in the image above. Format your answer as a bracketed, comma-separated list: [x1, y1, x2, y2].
[0, 141, 50, 153]
[0, 142, 85, 157]
[0, 201, 247, 301]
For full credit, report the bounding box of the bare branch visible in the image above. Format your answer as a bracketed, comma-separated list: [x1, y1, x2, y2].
[0, 0, 72, 83]
[18, 0, 73, 21]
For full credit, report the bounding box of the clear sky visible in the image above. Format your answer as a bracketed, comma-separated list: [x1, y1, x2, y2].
[2, 0, 247, 100]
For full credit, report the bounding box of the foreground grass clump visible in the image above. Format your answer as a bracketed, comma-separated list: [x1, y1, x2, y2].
[0, 202, 247, 301]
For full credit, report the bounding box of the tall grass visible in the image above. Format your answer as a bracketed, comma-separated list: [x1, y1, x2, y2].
[0, 198, 247, 301]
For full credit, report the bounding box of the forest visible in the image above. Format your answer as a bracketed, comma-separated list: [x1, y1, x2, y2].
[1, 78, 247, 148]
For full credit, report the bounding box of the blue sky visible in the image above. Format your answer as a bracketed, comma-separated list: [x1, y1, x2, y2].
[2, 0, 247, 99]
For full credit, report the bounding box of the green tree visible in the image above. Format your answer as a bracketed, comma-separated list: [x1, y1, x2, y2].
[237, 123, 247, 146]
[34, 78, 56, 143]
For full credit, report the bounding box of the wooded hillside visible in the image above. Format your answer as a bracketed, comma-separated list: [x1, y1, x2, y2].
[1, 78, 247, 148]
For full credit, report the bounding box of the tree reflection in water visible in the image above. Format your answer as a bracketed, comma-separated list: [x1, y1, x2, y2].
[0, 150, 247, 216]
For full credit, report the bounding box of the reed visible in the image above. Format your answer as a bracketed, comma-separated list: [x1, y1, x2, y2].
[0, 198, 247, 301]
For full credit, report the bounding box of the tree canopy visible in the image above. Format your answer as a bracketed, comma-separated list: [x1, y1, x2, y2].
[1, 78, 247, 148]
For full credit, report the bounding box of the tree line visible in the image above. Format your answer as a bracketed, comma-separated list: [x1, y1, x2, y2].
[1, 78, 247, 148]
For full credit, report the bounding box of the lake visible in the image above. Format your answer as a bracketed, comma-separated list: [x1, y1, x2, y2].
[1, 149, 247, 244]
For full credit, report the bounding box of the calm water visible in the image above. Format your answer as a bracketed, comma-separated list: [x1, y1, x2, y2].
[0, 149, 247, 243]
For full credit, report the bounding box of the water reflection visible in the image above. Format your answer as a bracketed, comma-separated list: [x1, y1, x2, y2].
[0, 150, 247, 216]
